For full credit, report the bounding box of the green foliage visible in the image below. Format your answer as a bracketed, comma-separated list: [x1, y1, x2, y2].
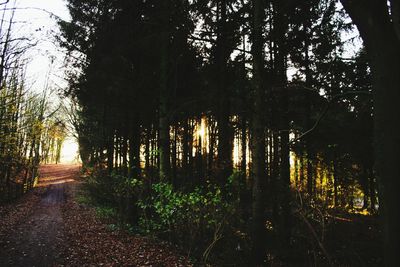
[84, 169, 243, 261]
[137, 179, 239, 260]
[84, 169, 143, 206]
[95, 206, 118, 219]
[112, 173, 143, 198]
[75, 192, 91, 205]
[141, 183, 221, 228]
[106, 223, 119, 232]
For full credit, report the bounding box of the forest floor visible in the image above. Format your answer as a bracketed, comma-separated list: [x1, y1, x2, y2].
[0, 164, 190, 267]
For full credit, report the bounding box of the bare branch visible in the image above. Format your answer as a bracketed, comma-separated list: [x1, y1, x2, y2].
[188, 34, 252, 54]
[0, 7, 63, 21]
[290, 90, 372, 144]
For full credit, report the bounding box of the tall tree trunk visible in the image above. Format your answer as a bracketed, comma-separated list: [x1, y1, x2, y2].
[182, 118, 190, 180]
[340, 1, 400, 265]
[369, 167, 376, 213]
[129, 120, 140, 178]
[250, 0, 267, 263]
[216, 0, 233, 183]
[126, 120, 140, 225]
[362, 165, 370, 210]
[240, 115, 247, 180]
[207, 118, 214, 179]
[107, 134, 114, 173]
[171, 123, 178, 186]
[273, 0, 291, 249]
[159, 30, 171, 181]
[303, 10, 314, 201]
[333, 160, 338, 207]
[307, 154, 313, 198]
[144, 126, 150, 175]
[122, 134, 128, 176]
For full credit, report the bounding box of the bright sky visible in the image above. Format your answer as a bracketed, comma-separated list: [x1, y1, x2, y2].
[5, 0, 78, 162]
[10, 0, 70, 92]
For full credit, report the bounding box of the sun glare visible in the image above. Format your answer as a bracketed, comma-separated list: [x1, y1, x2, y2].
[60, 138, 80, 163]
[197, 119, 206, 139]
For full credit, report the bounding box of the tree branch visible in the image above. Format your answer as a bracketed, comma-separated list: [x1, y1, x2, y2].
[290, 90, 372, 144]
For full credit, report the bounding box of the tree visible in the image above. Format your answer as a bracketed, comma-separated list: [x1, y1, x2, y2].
[250, 0, 267, 263]
[339, 0, 400, 265]
[57, 0, 386, 264]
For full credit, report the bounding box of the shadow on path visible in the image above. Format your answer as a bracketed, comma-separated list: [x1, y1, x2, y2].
[0, 164, 80, 267]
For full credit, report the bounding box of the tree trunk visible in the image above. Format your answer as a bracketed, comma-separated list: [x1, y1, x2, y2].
[273, 0, 291, 249]
[250, 0, 267, 263]
[144, 126, 150, 175]
[340, 1, 400, 265]
[216, 0, 233, 183]
[172, 123, 178, 186]
[333, 160, 338, 207]
[129, 120, 140, 178]
[182, 119, 189, 180]
[369, 167, 376, 213]
[207, 117, 216, 179]
[362, 165, 370, 210]
[240, 115, 247, 180]
[159, 30, 171, 181]
[107, 134, 114, 173]
[303, 11, 314, 201]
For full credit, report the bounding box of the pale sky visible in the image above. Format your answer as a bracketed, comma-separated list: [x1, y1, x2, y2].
[9, 0, 70, 92]
[4, 0, 77, 162]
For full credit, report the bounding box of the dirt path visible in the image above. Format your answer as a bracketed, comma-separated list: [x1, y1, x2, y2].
[0, 164, 190, 266]
[0, 164, 79, 267]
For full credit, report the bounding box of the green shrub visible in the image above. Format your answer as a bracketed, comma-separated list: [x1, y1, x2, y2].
[84, 169, 143, 206]
[83, 169, 243, 263]
[95, 206, 118, 219]
[138, 180, 239, 260]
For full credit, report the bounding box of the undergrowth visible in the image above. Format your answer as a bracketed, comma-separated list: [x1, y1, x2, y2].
[79, 169, 251, 265]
